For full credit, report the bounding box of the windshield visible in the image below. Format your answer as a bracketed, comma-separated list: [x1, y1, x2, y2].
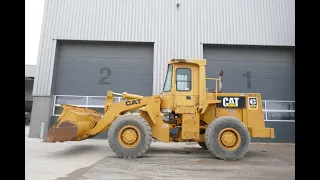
[163, 64, 173, 92]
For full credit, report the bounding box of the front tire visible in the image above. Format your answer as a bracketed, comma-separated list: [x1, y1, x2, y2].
[205, 116, 250, 160]
[198, 142, 207, 149]
[108, 114, 152, 158]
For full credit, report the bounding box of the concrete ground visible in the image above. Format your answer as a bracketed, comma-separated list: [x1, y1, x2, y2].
[25, 126, 295, 180]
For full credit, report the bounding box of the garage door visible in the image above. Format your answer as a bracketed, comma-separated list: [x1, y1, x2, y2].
[203, 45, 294, 101]
[54, 41, 154, 96]
[203, 45, 295, 143]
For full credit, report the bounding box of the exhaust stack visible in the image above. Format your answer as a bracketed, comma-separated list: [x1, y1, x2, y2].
[218, 70, 223, 92]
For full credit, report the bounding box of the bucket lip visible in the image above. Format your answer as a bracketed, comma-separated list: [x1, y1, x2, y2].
[43, 121, 78, 142]
[68, 111, 102, 118]
[60, 104, 102, 116]
[60, 104, 100, 116]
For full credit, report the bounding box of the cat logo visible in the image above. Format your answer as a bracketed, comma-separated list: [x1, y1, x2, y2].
[217, 96, 245, 108]
[248, 97, 258, 109]
[125, 99, 141, 106]
[222, 97, 239, 108]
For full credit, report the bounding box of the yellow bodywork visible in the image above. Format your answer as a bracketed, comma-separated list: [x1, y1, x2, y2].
[200, 92, 275, 140]
[44, 58, 274, 147]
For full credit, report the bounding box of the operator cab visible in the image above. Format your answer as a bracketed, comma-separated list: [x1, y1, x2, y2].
[160, 59, 223, 113]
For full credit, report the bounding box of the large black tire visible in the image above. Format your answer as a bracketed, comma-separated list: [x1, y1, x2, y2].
[198, 142, 207, 149]
[205, 116, 250, 161]
[108, 114, 152, 158]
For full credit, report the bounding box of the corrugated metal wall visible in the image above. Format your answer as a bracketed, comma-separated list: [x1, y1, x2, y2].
[33, 0, 295, 96]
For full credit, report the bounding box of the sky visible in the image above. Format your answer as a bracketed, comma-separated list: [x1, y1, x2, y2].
[25, 0, 45, 65]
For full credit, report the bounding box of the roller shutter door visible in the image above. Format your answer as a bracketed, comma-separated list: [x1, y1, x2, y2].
[203, 45, 294, 101]
[54, 41, 154, 96]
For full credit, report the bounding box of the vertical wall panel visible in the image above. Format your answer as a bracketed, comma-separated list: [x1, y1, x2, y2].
[33, 0, 295, 96]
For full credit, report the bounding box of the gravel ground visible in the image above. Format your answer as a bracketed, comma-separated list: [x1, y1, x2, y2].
[25, 126, 295, 180]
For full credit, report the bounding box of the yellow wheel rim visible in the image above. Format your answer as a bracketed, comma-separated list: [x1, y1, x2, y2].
[118, 125, 141, 148]
[218, 128, 241, 151]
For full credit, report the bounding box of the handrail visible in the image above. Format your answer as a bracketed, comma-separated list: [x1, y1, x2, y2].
[205, 77, 222, 100]
[52, 95, 295, 122]
[263, 100, 295, 122]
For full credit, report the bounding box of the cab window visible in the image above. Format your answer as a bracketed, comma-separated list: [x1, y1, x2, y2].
[176, 68, 191, 91]
[163, 64, 173, 92]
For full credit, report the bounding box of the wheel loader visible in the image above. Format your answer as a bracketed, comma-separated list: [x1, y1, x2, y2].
[44, 59, 275, 160]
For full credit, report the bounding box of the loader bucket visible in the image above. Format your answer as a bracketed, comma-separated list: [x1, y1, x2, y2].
[43, 104, 102, 143]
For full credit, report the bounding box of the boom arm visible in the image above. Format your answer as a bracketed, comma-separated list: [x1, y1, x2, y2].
[88, 91, 160, 136]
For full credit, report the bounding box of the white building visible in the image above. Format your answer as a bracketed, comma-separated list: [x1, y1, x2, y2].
[29, 0, 295, 142]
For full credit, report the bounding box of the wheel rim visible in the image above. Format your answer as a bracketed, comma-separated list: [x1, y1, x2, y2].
[218, 128, 241, 151]
[118, 125, 141, 148]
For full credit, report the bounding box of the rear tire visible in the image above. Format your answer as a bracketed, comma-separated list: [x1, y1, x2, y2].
[205, 116, 250, 160]
[108, 114, 152, 158]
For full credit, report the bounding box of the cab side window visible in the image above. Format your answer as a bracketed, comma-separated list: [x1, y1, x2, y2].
[176, 68, 191, 91]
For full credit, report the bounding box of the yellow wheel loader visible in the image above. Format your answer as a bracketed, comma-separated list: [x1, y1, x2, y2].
[44, 59, 275, 160]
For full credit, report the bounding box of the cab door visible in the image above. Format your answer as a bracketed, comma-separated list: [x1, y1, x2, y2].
[173, 64, 199, 107]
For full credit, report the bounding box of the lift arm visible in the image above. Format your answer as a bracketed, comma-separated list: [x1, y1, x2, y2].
[88, 91, 160, 136]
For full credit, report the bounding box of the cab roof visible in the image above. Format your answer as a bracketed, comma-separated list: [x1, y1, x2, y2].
[168, 59, 207, 65]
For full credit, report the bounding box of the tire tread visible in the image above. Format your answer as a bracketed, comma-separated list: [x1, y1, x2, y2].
[108, 114, 152, 158]
[205, 116, 250, 161]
